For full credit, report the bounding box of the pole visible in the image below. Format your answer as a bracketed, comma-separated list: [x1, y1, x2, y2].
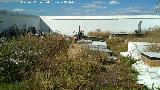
[79, 25, 80, 32]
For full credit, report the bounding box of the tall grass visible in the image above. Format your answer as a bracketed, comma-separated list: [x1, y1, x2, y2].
[86, 27, 160, 90]
[147, 44, 160, 52]
[1, 26, 160, 90]
[0, 35, 144, 89]
[88, 31, 110, 40]
[130, 27, 160, 43]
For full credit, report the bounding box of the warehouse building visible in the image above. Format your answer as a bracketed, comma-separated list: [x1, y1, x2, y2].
[1, 10, 160, 36]
[40, 16, 160, 35]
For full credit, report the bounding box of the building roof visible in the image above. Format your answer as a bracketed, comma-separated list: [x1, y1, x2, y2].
[141, 52, 160, 60]
[41, 15, 160, 20]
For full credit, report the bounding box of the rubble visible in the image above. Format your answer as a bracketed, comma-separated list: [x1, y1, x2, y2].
[120, 42, 160, 89]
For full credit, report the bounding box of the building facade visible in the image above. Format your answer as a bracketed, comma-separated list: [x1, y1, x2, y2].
[1, 10, 160, 36]
[40, 16, 160, 35]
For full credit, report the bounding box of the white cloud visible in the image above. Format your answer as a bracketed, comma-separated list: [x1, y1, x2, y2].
[114, 6, 154, 15]
[10, 8, 45, 15]
[0, 0, 53, 3]
[0, 0, 22, 3]
[13, 8, 25, 12]
[109, 0, 120, 5]
[80, 1, 107, 9]
[84, 10, 89, 13]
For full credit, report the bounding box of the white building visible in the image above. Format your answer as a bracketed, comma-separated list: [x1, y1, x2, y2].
[40, 16, 160, 35]
[1, 10, 160, 35]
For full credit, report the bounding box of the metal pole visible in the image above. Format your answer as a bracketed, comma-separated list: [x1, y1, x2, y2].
[156, 0, 160, 15]
[79, 25, 80, 32]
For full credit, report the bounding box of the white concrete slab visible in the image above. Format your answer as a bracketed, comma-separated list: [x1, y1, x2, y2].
[120, 42, 160, 89]
[132, 60, 160, 89]
[88, 41, 111, 53]
[120, 52, 129, 57]
[91, 41, 107, 46]
[142, 52, 160, 59]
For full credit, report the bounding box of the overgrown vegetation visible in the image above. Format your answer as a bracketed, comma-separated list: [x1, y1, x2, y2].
[130, 27, 160, 43]
[147, 44, 160, 52]
[0, 34, 144, 89]
[1, 27, 159, 90]
[87, 27, 160, 89]
[88, 31, 110, 40]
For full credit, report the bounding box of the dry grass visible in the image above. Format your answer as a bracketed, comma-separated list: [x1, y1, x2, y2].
[1, 26, 159, 90]
[86, 27, 160, 89]
[88, 31, 110, 40]
[147, 44, 160, 52]
[0, 35, 144, 90]
[4, 26, 160, 89]
[130, 27, 160, 43]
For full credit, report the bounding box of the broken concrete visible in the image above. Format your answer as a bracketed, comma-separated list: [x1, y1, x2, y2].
[120, 42, 160, 89]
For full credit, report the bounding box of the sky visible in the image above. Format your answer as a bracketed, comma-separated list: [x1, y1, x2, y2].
[0, 0, 158, 16]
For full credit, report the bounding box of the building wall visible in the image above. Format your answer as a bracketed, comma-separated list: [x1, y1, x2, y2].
[40, 16, 160, 35]
[0, 10, 40, 32]
[1, 13, 160, 35]
[40, 18, 50, 32]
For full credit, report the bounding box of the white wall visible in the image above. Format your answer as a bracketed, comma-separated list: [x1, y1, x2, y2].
[40, 16, 160, 35]
[0, 10, 40, 32]
[1, 13, 160, 35]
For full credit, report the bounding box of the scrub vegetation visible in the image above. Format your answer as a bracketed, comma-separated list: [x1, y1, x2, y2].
[1, 27, 160, 90]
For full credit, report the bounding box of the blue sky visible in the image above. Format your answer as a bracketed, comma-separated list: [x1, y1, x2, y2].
[0, 0, 158, 16]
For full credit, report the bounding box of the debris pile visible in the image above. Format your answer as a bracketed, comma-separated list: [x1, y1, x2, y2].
[120, 42, 160, 89]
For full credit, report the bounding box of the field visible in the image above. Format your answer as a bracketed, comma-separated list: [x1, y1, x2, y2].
[0, 27, 160, 90]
